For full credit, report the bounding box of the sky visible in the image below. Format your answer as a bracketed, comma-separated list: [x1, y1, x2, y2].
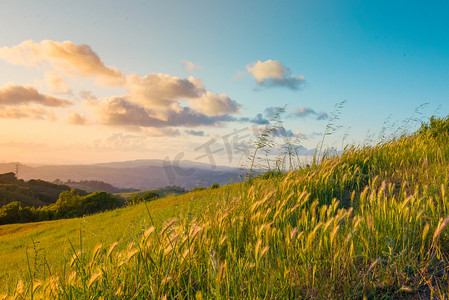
[0, 0, 448, 167]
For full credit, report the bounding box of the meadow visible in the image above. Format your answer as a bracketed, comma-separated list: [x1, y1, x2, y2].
[1, 116, 449, 298]
[0, 188, 219, 295]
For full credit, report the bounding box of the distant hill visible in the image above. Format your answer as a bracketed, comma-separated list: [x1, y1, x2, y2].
[0, 160, 243, 190]
[59, 179, 139, 194]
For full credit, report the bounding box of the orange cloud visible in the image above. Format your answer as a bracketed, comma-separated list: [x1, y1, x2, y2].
[0, 106, 50, 120]
[0, 84, 72, 107]
[126, 73, 205, 106]
[143, 128, 182, 137]
[0, 40, 125, 85]
[94, 96, 237, 128]
[44, 71, 72, 94]
[1, 40, 243, 134]
[188, 91, 241, 116]
[125, 73, 240, 119]
[66, 111, 90, 125]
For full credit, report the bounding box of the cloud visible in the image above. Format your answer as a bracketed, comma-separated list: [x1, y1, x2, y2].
[79, 90, 97, 101]
[95, 96, 236, 128]
[0, 40, 125, 85]
[1, 40, 243, 134]
[309, 131, 323, 138]
[316, 111, 328, 120]
[123, 73, 240, 124]
[290, 107, 329, 120]
[0, 106, 49, 120]
[291, 107, 315, 118]
[184, 129, 205, 136]
[246, 60, 305, 90]
[126, 73, 205, 107]
[249, 113, 269, 124]
[0, 84, 72, 107]
[272, 128, 303, 138]
[181, 60, 201, 74]
[0, 84, 69, 120]
[44, 71, 72, 94]
[66, 111, 90, 125]
[95, 97, 159, 127]
[143, 128, 182, 137]
[189, 91, 241, 116]
[263, 106, 284, 119]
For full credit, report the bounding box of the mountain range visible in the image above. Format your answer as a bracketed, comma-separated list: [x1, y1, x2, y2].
[0, 160, 244, 190]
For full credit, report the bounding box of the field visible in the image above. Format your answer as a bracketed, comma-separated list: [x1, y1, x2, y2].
[1, 116, 449, 298]
[116, 187, 187, 200]
[0, 187, 221, 295]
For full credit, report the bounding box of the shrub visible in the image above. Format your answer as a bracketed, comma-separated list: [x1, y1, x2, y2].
[0, 201, 22, 224]
[419, 115, 449, 137]
[82, 191, 124, 214]
[209, 182, 220, 189]
[55, 190, 124, 218]
[127, 192, 159, 206]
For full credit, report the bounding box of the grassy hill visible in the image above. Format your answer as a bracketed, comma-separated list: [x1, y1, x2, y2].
[0, 187, 224, 295]
[1, 116, 449, 298]
[116, 186, 187, 200]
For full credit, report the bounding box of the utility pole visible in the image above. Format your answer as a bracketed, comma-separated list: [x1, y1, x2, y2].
[15, 163, 19, 179]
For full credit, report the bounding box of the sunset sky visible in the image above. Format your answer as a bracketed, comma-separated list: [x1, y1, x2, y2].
[0, 1, 448, 167]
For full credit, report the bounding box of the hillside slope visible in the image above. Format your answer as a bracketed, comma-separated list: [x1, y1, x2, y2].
[0, 187, 225, 294]
[2, 116, 449, 298]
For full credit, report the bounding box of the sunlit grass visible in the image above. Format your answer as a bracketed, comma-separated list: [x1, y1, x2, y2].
[0, 188, 223, 295]
[2, 117, 449, 298]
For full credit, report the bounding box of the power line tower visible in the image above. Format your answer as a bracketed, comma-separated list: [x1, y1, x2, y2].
[15, 163, 19, 179]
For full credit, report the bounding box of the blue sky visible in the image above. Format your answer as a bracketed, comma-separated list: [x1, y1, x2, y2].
[0, 0, 448, 166]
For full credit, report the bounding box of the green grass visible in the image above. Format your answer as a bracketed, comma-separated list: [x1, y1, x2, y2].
[0, 187, 222, 295]
[2, 116, 449, 299]
[116, 187, 186, 200]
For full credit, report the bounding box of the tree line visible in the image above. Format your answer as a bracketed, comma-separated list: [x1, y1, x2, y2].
[0, 173, 161, 225]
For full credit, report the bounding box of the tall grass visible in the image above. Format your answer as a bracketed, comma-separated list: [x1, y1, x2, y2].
[3, 116, 449, 299]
